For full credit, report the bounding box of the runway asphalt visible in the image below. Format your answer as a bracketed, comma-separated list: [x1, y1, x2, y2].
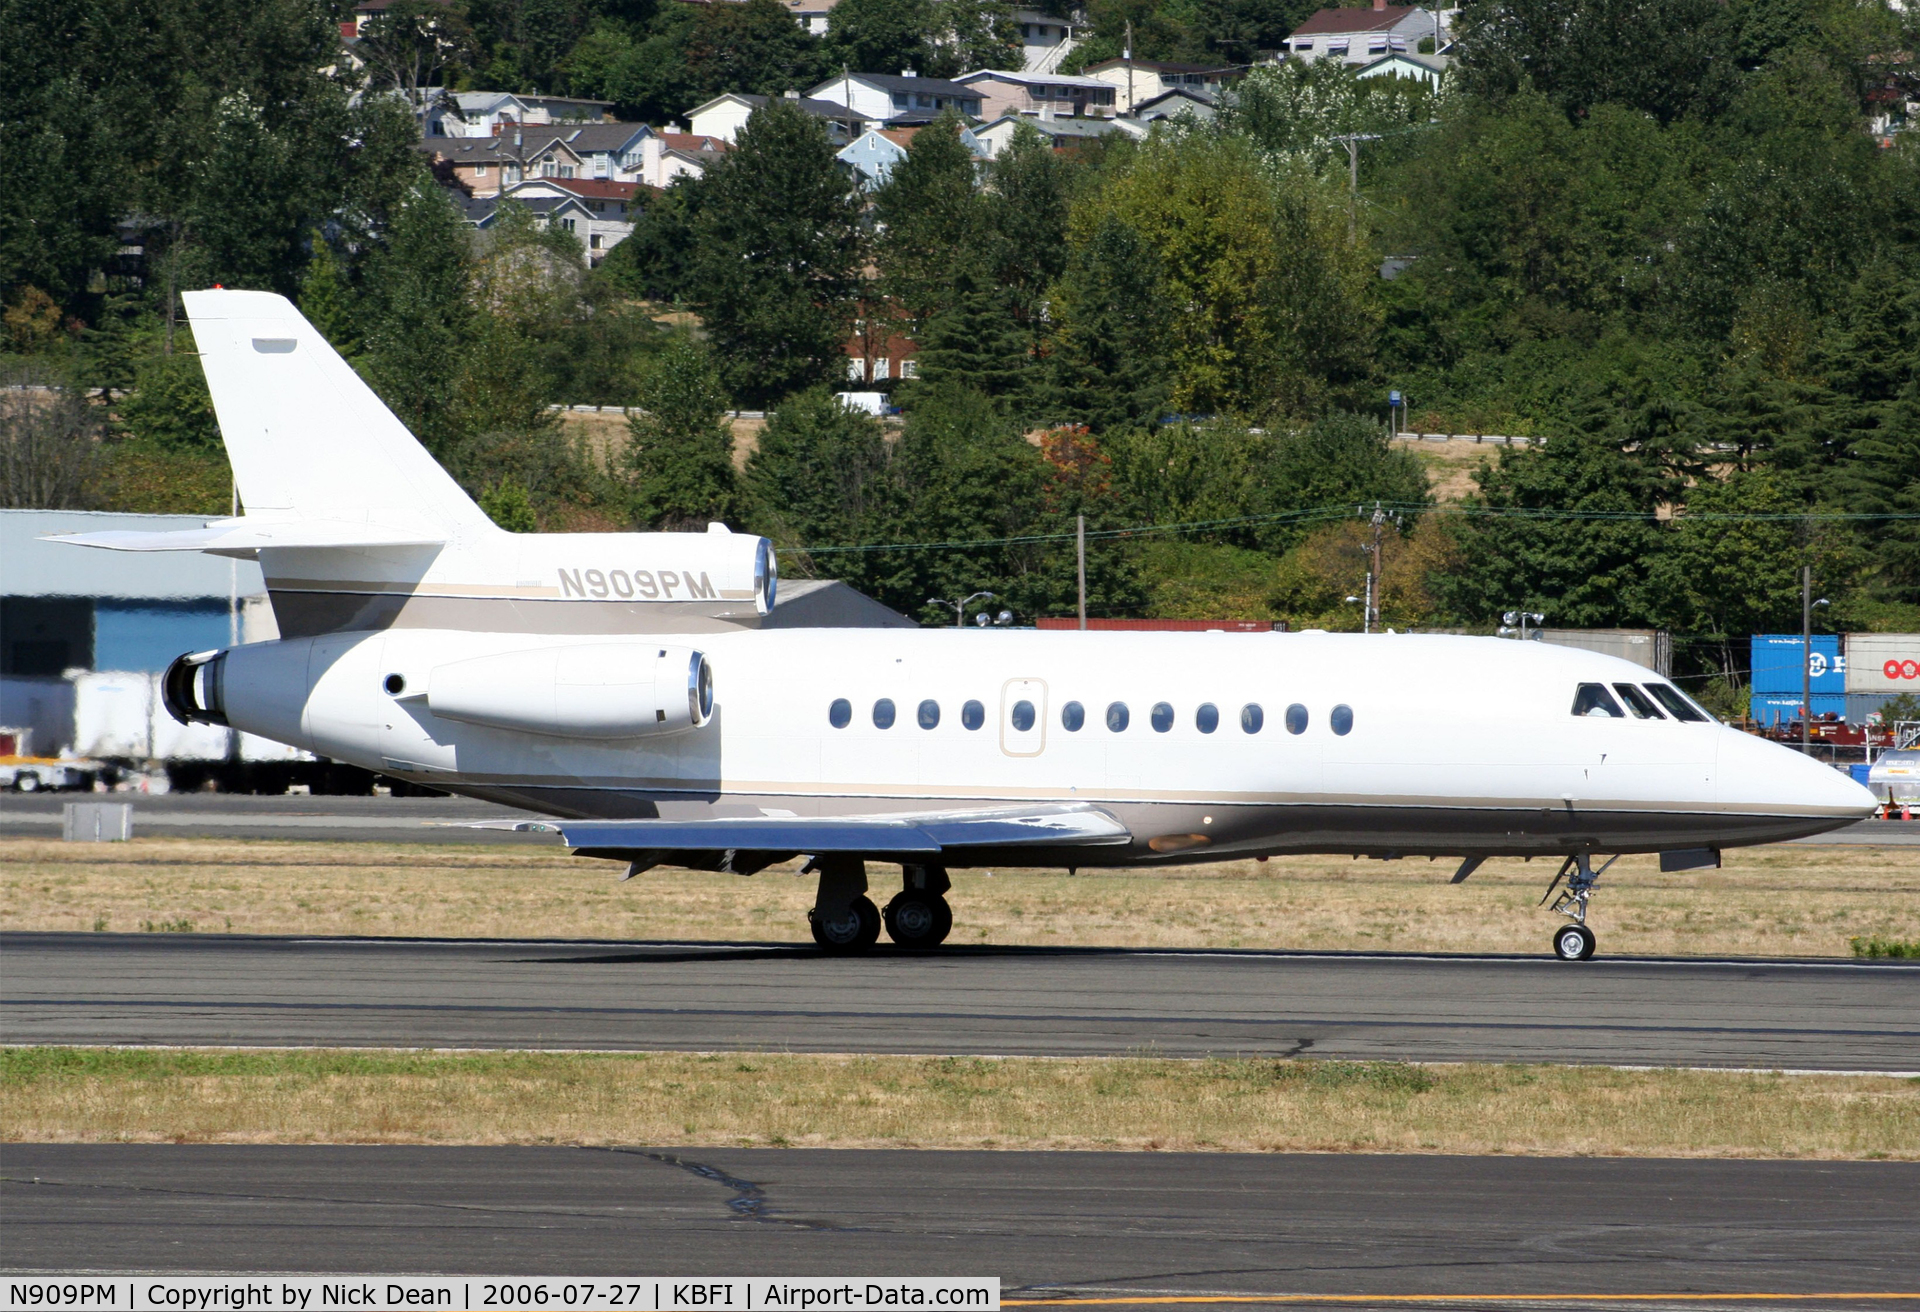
[5, 931, 1915, 1069]
[2, 793, 1915, 844]
[5, 1144, 1917, 1305]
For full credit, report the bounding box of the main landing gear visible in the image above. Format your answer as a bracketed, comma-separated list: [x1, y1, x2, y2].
[1540, 852, 1618, 961]
[807, 857, 951, 953]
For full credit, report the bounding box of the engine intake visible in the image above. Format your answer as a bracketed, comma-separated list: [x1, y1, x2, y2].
[423, 644, 713, 740]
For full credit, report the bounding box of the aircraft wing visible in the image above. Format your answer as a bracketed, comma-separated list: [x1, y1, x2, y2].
[525, 804, 1132, 873]
[42, 518, 445, 553]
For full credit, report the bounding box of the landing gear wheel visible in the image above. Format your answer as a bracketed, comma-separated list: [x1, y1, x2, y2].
[1553, 923, 1596, 961]
[810, 895, 881, 953]
[883, 892, 952, 948]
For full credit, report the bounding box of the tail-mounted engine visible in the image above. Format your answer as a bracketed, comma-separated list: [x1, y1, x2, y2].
[419, 643, 714, 740]
[162, 650, 230, 727]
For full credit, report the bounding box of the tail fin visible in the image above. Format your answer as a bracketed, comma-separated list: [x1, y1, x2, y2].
[181, 289, 495, 538]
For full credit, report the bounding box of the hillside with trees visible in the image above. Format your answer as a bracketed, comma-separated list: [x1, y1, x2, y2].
[3, 0, 1918, 698]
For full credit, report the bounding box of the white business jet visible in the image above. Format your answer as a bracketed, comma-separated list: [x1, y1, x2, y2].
[50, 291, 1876, 960]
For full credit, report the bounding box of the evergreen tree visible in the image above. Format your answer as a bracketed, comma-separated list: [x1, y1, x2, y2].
[688, 101, 864, 407]
[358, 179, 474, 459]
[1254, 411, 1431, 554]
[627, 333, 738, 529]
[479, 477, 539, 532]
[910, 287, 1031, 402]
[298, 233, 360, 357]
[745, 388, 894, 553]
[872, 113, 986, 336]
[1043, 213, 1171, 433]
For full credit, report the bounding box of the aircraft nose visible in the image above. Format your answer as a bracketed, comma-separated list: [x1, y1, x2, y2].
[1717, 728, 1878, 818]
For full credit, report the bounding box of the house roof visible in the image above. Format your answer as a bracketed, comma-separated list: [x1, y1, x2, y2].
[659, 131, 728, 154]
[419, 135, 584, 165]
[955, 69, 1113, 90]
[977, 114, 1127, 140]
[1081, 57, 1235, 76]
[1289, 5, 1421, 36]
[1132, 87, 1218, 117]
[825, 73, 983, 99]
[734, 93, 868, 119]
[544, 177, 642, 200]
[1355, 51, 1450, 75]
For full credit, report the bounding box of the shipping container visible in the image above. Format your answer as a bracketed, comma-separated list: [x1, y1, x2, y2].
[1539, 629, 1671, 675]
[1749, 692, 1848, 726]
[1750, 635, 1845, 695]
[1843, 633, 1920, 694]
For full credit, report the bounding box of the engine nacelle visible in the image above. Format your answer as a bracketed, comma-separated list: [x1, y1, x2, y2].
[421, 643, 714, 740]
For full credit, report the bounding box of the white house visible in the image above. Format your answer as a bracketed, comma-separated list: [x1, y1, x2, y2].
[685, 91, 865, 143]
[1284, 2, 1446, 64]
[423, 90, 612, 137]
[954, 69, 1117, 120]
[835, 124, 988, 188]
[500, 178, 639, 263]
[780, 0, 840, 35]
[1014, 8, 1078, 73]
[1079, 58, 1237, 115]
[636, 130, 729, 187]
[971, 112, 1133, 157]
[806, 72, 986, 124]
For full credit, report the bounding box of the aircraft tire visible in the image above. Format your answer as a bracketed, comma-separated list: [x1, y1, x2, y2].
[811, 895, 881, 954]
[1553, 924, 1596, 961]
[884, 892, 952, 948]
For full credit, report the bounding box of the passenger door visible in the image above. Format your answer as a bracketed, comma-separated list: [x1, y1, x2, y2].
[1000, 678, 1047, 758]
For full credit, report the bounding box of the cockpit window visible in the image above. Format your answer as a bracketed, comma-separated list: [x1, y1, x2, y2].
[1645, 683, 1709, 722]
[1613, 683, 1664, 719]
[1571, 683, 1625, 718]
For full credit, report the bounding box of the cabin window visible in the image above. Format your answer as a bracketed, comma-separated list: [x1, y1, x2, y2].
[873, 697, 897, 729]
[1061, 700, 1085, 731]
[962, 699, 986, 730]
[1195, 703, 1218, 734]
[1571, 683, 1625, 718]
[1645, 683, 1709, 722]
[1613, 683, 1664, 719]
[1151, 702, 1174, 733]
[1331, 704, 1353, 735]
[829, 698, 852, 728]
[918, 698, 941, 729]
[1285, 703, 1308, 734]
[1011, 699, 1036, 731]
[1106, 701, 1129, 732]
[1241, 703, 1263, 733]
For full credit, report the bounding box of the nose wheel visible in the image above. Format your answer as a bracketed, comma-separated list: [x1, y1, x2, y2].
[1540, 852, 1617, 961]
[1553, 923, 1596, 960]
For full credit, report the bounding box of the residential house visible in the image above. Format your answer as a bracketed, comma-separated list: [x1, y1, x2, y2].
[806, 72, 986, 125]
[971, 112, 1134, 157]
[500, 178, 639, 263]
[423, 90, 612, 137]
[459, 192, 596, 248]
[954, 70, 1117, 120]
[348, 0, 451, 37]
[685, 91, 865, 144]
[1354, 51, 1450, 84]
[1014, 8, 1078, 73]
[1081, 58, 1237, 114]
[1129, 87, 1219, 122]
[835, 125, 987, 188]
[781, 0, 840, 35]
[637, 131, 729, 187]
[846, 318, 918, 387]
[419, 132, 588, 196]
[1284, 2, 1446, 64]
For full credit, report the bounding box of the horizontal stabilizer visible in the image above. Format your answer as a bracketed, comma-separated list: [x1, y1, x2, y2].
[553, 804, 1132, 858]
[43, 518, 446, 554]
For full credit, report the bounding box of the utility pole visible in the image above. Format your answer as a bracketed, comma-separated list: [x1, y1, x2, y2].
[1076, 514, 1087, 630]
[1330, 134, 1378, 238]
[1801, 563, 1812, 754]
[1124, 21, 1135, 114]
[1365, 501, 1385, 634]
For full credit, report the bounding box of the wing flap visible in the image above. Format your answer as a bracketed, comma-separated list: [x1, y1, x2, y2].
[553, 803, 1131, 857]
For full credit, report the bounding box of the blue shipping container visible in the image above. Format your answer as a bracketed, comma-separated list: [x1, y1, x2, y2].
[1749, 692, 1848, 725]
[1751, 634, 1845, 695]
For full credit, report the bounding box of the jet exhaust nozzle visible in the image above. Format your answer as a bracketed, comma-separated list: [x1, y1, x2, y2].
[162, 649, 230, 727]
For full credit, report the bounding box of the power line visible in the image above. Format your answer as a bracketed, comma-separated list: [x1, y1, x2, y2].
[793, 502, 1920, 557]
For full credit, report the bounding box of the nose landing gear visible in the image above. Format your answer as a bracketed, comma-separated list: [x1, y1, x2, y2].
[1541, 852, 1618, 961]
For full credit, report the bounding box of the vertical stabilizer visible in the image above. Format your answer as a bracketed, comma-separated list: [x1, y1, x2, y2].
[181, 289, 495, 538]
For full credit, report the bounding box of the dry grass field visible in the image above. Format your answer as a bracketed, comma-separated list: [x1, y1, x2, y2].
[4, 1048, 1915, 1158]
[1, 836, 1913, 956]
